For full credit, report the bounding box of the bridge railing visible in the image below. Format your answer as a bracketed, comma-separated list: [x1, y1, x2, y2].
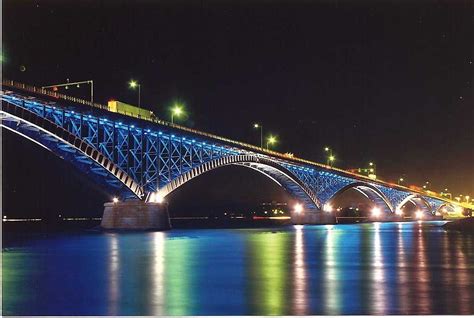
[1, 79, 458, 206]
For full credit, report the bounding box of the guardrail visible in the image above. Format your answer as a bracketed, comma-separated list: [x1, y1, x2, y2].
[1, 79, 464, 206]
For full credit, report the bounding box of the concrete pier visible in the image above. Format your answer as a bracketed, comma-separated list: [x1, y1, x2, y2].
[101, 201, 171, 230]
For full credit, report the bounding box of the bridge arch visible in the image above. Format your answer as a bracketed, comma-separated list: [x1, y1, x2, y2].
[325, 182, 394, 214]
[150, 154, 321, 211]
[1, 101, 145, 199]
[396, 194, 433, 215]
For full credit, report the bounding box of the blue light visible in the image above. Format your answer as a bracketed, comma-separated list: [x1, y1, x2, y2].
[192, 139, 196, 143]
[103, 119, 108, 122]
[147, 129, 151, 133]
[183, 137, 186, 140]
[71, 111, 75, 114]
[88, 115, 92, 118]
[131, 125, 135, 128]
[158, 132, 163, 135]
[118, 122, 122, 125]
[203, 142, 206, 145]
[171, 134, 175, 138]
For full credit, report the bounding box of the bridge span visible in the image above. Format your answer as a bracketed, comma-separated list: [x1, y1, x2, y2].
[1, 80, 462, 229]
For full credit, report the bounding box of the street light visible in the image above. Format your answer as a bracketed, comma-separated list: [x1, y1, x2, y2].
[42, 79, 94, 103]
[324, 147, 335, 166]
[253, 123, 263, 149]
[398, 177, 404, 185]
[170, 103, 184, 124]
[328, 155, 335, 167]
[129, 80, 141, 107]
[266, 135, 277, 150]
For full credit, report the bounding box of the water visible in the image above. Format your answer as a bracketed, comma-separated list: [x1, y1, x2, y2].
[3, 221, 474, 315]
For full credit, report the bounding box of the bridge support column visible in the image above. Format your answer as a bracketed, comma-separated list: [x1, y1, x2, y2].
[101, 201, 171, 230]
[291, 210, 336, 225]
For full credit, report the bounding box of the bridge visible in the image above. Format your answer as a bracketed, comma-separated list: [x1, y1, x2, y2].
[1, 80, 464, 229]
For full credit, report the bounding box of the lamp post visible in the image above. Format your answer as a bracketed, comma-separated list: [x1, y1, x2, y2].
[42, 79, 94, 103]
[170, 104, 184, 124]
[324, 147, 334, 166]
[129, 80, 141, 107]
[398, 177, 404, 185]
[253, 123, 263, 149]
[368, 162, 376, 176]
[328, 155, 335, 167]
[266, 135, 277, 150]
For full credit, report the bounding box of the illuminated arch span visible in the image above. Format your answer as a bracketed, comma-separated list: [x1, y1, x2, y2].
[326, 182, 394, 214]
[1, 102, 145, 199]
[152, 155, 321, 211]
[397, 194, 433, 215]
[435, 203, 457, 214]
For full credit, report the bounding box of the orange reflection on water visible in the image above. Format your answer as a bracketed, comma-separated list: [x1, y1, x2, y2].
[414, 225, 431, 314]
[396, 223, 409, 314]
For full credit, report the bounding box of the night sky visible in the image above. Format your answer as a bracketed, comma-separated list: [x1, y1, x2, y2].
[2, 0, 473, 218]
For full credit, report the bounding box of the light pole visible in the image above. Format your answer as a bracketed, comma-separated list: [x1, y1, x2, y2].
[423, 181, 430, 190]
[253, 123, 263, 149]
[328, 155, 335, 167]
[368, 162, 376, 176]
[324, 147, 334, 166]
[398, 177, 404, 185]
[42, 79, 94, 103]
[129, 80, 141, 107]
[266, 135, 277, 150]
[170, 104, 184, 124]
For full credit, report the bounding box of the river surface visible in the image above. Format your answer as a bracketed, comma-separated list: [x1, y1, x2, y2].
[2, 221, 474, 315]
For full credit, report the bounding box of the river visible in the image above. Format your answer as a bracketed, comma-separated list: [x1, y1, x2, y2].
[2, 221, 474, 315]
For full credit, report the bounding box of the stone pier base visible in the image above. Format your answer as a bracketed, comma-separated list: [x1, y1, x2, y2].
[101, 201, 171, 230]
[291, 210, 336, 225]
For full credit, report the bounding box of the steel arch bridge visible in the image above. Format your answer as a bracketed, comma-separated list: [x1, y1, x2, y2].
[1, 80, 458, 217]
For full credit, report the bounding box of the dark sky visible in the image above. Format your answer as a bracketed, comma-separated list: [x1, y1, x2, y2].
[2, 0, 473, 217]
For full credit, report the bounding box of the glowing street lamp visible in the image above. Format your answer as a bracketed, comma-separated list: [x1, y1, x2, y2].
[398, 177, 404, 185]
[253, 123, 263, 149]
[128, 80, 141, 107]
[324, 147, 335, 166]
[170, 104, 184, 124]
[266, 135, 277, 150]
[294, 203, 304, 214]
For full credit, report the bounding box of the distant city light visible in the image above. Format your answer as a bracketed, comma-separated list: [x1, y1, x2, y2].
[112, 197, 119, 203]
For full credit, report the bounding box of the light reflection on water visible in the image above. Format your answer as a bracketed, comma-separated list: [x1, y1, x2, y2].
[3, 221, 474, 315]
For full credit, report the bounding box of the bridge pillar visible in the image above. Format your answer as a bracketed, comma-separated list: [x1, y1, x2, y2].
[291, 210, 336, 225]
[101, 201, 171, 230]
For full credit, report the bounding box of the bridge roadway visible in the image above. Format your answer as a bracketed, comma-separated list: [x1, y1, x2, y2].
[1, 80, 464, 228]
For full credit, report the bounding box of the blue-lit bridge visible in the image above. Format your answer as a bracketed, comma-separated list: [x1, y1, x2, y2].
[1, 80, 463, 227]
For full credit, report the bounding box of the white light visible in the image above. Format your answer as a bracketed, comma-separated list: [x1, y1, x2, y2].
[415, 210, 423, 219]
[149, 192, 164, 204]
[294, 203, 303, 214]
[395, 208, 403, 216]
[112, 197, 119, 203]
[323, 203, 333, 213]
[372, 206, 381, 217]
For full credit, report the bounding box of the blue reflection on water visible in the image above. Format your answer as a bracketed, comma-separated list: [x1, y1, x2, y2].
[3, 221, 474, 315]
